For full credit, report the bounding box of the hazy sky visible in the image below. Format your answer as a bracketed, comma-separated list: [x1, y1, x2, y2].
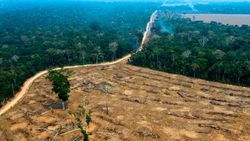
[1, 0, 250, 3]
[14, 0, 240, 1]
[75, 0, 250, 1]
[70, 0, 250, 2]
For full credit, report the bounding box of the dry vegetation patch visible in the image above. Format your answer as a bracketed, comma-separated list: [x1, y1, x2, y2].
[0, 63, 250, 141]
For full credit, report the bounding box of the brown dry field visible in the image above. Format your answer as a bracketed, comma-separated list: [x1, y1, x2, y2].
[184, 14, 250, 26]
[0, 62, 250, 141]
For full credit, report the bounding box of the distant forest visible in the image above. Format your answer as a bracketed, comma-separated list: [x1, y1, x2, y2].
[160, 2, 250, 14]
[195, 2, 250, 14]
[129, 12, 250, 86]
[0, 1, 158, 104]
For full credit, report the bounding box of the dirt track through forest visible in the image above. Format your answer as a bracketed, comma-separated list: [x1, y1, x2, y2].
[0, 10, 158, 116]
[1, 10, 250, 141]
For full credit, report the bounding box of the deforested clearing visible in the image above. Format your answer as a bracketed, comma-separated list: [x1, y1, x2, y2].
[184, 14, 250, 26]
[0, 62, 250, 141]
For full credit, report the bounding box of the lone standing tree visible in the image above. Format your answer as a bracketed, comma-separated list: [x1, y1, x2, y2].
[47, 69, 70, 110]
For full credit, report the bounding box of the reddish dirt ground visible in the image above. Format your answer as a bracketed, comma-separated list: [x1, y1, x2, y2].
[0, 62, 250, 141]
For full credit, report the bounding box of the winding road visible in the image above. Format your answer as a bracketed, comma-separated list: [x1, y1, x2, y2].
[0, 54, 131, 116]
[0, 10, 158, 116]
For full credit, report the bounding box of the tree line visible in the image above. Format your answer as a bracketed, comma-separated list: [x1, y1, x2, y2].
[130, 13, 250, 86]
[0, 2, 157, 105]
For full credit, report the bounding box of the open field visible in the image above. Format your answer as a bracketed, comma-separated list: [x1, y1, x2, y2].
[0, 62, 250, 141]
[184, 14, 250, 26]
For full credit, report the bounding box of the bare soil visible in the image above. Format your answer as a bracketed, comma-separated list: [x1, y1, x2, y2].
[0, 62, 250, 141]
[184, 14, 250, 26]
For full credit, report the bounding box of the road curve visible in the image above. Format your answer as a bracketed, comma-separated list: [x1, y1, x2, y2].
[0, 54, 131, 116]
[0, 10, 157, 116]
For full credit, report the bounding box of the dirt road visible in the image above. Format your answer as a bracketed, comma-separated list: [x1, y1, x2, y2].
[1, 63, 250, 140]
[0, 9, 156, 116]
[0, 54, 131, 116]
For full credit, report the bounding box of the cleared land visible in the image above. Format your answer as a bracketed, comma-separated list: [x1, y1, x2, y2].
[184, 14, 250, 26]
[0, 62, 250, 141]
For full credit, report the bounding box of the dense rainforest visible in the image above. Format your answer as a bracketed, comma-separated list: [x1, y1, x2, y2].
[0, 1, 158, 105]
[129, 12, 250, 86]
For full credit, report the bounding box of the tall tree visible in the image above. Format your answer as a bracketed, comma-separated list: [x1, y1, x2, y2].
[47, 69, 71, 110]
